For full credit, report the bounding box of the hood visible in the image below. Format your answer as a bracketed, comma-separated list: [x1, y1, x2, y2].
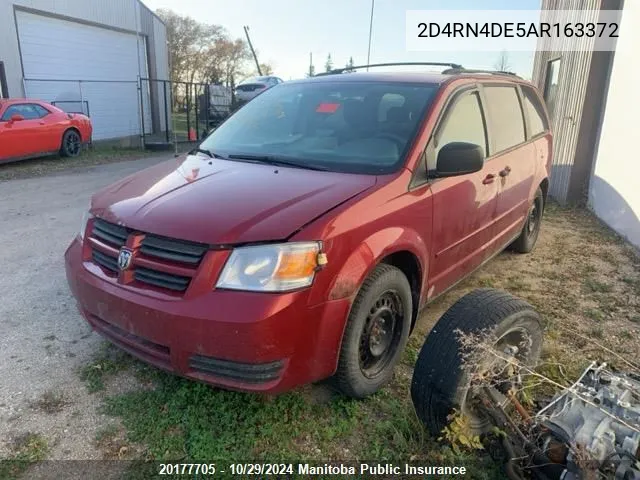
[92, 154, 376, 245]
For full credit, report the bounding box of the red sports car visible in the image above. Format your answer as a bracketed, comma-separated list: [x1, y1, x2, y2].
[0, 98, 92, 163]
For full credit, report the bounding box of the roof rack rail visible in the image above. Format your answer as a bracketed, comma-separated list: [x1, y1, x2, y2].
[441, 68, 521, 78]
[315, 62, 464, 76]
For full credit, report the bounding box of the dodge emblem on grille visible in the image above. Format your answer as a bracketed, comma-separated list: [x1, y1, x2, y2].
[118, 248, 133, 271]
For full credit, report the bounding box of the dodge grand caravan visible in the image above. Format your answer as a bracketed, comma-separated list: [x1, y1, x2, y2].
[65, 63, 552, 398]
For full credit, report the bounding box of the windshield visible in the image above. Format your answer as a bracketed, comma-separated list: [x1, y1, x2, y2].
[200, 81, 439, 174]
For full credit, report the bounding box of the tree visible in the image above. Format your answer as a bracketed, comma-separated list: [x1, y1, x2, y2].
[307, 63, 315, 77]
[324, 53, 333, 73]
[259, 63, 274, 75]
[344, 56, 356, 73]
[157, 9, 224, 85]
[202, 38, 251, 88]
[494, 50, 512, 72]
[157, 8, 252, 89]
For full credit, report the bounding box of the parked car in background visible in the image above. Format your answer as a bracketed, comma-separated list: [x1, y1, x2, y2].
[0, 98, 92, 163]
[65, 64, 551, 399]
[234, 76, 283, 103]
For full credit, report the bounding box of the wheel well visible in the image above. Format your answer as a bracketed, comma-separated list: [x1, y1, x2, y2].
[540, 178, 549, 207]
[63, 127, 82, 143]
[380, 251, 422, 331]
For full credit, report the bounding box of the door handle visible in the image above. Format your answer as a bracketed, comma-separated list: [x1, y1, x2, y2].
[482, 174, 496, 185]
[499, 166, 511, 177]
[39, 121, 45, 125]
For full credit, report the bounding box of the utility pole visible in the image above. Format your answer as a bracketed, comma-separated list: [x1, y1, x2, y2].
[243, 26, 262, 76]
[366, 0, 375, 71]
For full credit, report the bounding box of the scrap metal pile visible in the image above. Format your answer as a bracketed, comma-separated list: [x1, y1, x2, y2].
[410, 289, 640, 480]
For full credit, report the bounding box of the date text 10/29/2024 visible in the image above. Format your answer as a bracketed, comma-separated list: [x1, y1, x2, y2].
[158, 463, 468, 476]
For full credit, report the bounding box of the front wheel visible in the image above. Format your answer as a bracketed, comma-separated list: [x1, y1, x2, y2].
[332, 264, 412, 398]
[60, 129, 82, 158]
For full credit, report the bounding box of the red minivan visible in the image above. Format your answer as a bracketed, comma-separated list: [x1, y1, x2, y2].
[65, 64, 552, 398]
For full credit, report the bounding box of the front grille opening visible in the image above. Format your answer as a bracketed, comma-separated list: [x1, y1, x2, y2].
[92, 250, 118, 274]
[140, 235, 208, 265]
[134, 267, 190, 292]
[92, 219, 129, 247]
[88, 219, 208, 294]
[189, 355, 284, 384]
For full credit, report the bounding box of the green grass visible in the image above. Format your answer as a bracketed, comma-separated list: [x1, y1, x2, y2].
[0, 433, 49, 479]
[171, 112, 209, 141]
[80, 344, 498, 479]
[0, 145, 156, 182]
[79, 343, 137, 393]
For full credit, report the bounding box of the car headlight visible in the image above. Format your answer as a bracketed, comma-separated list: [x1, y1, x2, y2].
[216, 242, 323, 292]
[79, 211, 94, 241]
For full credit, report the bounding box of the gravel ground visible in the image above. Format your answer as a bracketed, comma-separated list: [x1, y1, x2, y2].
[0, 155, 172, 461]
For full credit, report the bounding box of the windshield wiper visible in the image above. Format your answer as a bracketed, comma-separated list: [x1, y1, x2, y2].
[227, 154, 328, 171]
[191, 147, 226, 159]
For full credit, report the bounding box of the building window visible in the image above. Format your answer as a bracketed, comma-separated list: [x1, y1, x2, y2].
[543, 58, 561, 117]
[0, 62, 8, 99]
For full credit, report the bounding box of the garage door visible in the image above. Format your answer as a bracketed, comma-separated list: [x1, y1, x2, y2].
[17, 10, 151, 140]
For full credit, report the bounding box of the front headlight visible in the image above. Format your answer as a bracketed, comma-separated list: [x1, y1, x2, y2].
[216, 242, 322, 292]
[79, 211, 94, 241]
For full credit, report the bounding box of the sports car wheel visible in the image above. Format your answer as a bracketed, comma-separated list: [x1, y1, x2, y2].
[61, 129, 82, 157]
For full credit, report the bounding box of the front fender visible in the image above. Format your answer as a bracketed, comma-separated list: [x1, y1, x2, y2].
[323, 227, 429, 303]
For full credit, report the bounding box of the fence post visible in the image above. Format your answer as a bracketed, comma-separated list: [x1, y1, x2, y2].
[163, 80, 169, 143]
[205, 84, 210, 133]
[186, 83, 191, 141]
[194, 85, 199, 139]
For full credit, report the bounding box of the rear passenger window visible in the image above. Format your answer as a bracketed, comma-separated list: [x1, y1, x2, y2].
[436, 92, 487, 157]
[522, 86, 548, 137]
[484, 86, 526, 153]
[33, 105, 50, 118]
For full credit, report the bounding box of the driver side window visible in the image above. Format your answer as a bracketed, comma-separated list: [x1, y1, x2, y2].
[1, 104, 39, 121]
[435, 92, 488, 160]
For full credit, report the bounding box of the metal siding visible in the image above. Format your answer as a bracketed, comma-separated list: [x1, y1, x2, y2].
[17, 9, 151, 140]
[532, 0, 601, 203]
[12, 0, 139, 32]
[152, 16, 170, 133]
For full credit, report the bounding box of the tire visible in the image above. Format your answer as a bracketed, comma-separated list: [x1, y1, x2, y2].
[60, 129, 82, 158]
[510, 187, 544, 254]
[333, 264, 413, 398]
[410, 289, 542, 436]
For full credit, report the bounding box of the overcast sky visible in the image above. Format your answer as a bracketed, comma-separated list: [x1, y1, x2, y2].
[142, 0, 540, 81]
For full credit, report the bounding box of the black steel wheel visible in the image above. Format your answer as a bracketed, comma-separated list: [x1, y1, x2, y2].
[359, 290, 404, 379]
[333, 264, 412, 398]
[510, 187, 544, 254]
[60, 129, 82, 157]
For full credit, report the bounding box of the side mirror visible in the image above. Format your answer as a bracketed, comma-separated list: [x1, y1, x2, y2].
[9, 114, 24, 123]
[436, 142, 485, 177]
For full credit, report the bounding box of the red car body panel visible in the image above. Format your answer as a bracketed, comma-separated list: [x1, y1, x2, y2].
[64, 73, 552, 393]
[91, 155, 377, 245]
[0, 98, 92, 163]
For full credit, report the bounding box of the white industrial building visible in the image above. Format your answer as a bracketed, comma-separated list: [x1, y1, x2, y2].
[533, 0, 639, 248]
[0, 0, 169, 143]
